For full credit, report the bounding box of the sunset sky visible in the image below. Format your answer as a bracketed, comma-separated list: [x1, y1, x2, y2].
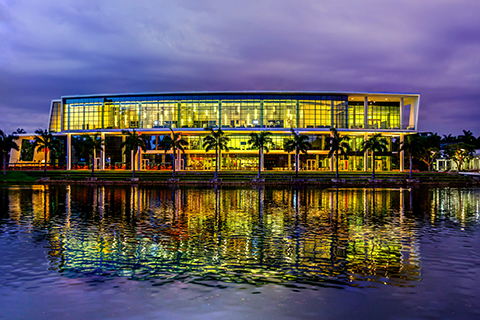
[1, 0, 479, 135]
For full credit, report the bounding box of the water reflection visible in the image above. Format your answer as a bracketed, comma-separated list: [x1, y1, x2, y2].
[2, 185, 480, 290]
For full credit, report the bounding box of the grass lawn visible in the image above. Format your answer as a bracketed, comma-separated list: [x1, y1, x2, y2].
[0, 171, 38, 182]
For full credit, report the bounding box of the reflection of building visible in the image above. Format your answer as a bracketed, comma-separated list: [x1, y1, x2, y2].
[10, 91, 419, 172]
[0, 185, 426, 288]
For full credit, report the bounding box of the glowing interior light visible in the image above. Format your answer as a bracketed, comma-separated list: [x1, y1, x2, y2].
[188, 116, 191, 122]
[225, 114, 227, 123]
[247, 114, 250, 125]
[206, 110, 209, 116]
[237, 106, 240, 112]
[181, 119, 184, 126]
[114, 116, 118, 126]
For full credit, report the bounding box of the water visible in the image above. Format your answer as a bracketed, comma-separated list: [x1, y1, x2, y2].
[1, 185, 480, 319]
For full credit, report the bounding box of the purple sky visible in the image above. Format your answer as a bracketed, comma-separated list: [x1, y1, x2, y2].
[1, 0, 480, 136]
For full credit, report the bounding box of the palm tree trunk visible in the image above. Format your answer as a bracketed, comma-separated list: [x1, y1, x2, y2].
[132, 151, 136, 178]
[295, 149, 299, 178]
[258, 147, 262, 179]
[3, 153, 6, 176]
[172, 151, 176, 178]
[91, 150, 95, 177]
[409, 155, 413, 179]
[215, 147, 218, 179]
[371, 151, 375, 179]
[335, 150, 339, 179]
[44, 150, 48, 178]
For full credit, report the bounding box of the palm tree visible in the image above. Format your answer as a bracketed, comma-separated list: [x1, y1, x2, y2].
[400, 134, 424, 179]
[284, 129, 312, 178]
[361, 133, 388, 179]
[83, 133, 104, 177]
[120, 129, 147, 178]
[34, 129, 55, 177]
[158, 128, 189, 178]
[0, 130, 19, 175]
[248, 131, 273, 179]
[326, 128, 351, 179]
[202, 128, 230, 179]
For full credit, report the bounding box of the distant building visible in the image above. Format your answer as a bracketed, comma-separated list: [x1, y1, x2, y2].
[9, 91, 420, 172]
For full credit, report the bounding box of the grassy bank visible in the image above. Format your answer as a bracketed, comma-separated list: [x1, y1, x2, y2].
[1, 169, 478, 186]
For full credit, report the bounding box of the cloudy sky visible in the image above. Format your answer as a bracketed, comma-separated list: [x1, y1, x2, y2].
[1, 0, 479, 135]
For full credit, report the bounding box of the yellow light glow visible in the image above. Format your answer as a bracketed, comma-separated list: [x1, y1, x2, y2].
[206, 110, 209, 116]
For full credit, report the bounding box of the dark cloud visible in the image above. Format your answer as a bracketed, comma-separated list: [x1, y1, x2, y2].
[1, 0, 479, 136]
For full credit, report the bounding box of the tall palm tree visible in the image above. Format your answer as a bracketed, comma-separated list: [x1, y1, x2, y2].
[0, 130, 19, 176]
[284, 129, 312, 178]
[400, 134, 424, 179]
[120, 129, 147, 178]
[158, 128, 189, 178]
[202, 128, 230, 179]
[361, 133, 388, 179]
[326, 128, 351, 179]
[83, 133, 104, 177]
[34, 129, 55, 177]
[248, 131, 273, 179]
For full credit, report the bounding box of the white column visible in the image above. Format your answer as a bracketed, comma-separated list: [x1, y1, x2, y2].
[131, 150, 134, 171]
[364, 133, 368, 171]
[364, 97, 368, 129]
[400, 98, 404, 129]
[99, 133, 105, 170]
[67, 134, 72, 170]
[260, 148, 264, 171]
[400, 134, 405, 172]
[137, 146, 141, 171]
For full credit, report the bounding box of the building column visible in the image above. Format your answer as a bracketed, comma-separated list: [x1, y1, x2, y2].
[100, 133, 105, 170]
[288, 153, 291, 169]
[364, 97, 368, 129]
[329, 131, 334, 172]
[400, 134, 405, 172]
[67, 134, 72, 170]
[137, 146, 141, 171]
[400, 98, 404, 129]
[131, 150, 134, 171]
[364, 133, 368, 171]
[260, 148, 264, 172]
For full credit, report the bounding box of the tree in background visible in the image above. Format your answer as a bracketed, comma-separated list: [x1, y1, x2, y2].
[326, 128, 351, 179]
[203, 128, 230, 179]
[120, 129, 147, 178]
[400, 134, 424, 179]
[0, 130, 19, 175]
[248, 131, 273, 179]
[361, 133, 388, 179]
[158, 128, 189, 178]
[417, 133, 441, 171]
[284, 129, 311, 178]
[444, 142, 475, 172]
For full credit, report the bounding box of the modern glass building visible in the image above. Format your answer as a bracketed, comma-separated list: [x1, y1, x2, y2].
[11, 91, 420, 172]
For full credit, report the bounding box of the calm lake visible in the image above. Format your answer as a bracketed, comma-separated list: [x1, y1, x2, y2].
[1, 185, 479, 319]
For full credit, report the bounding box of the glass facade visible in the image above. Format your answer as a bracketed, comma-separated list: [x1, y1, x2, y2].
[62, 94, 359, 131]
[48, 101, 62, 132]
[36, 92, 419, 172]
